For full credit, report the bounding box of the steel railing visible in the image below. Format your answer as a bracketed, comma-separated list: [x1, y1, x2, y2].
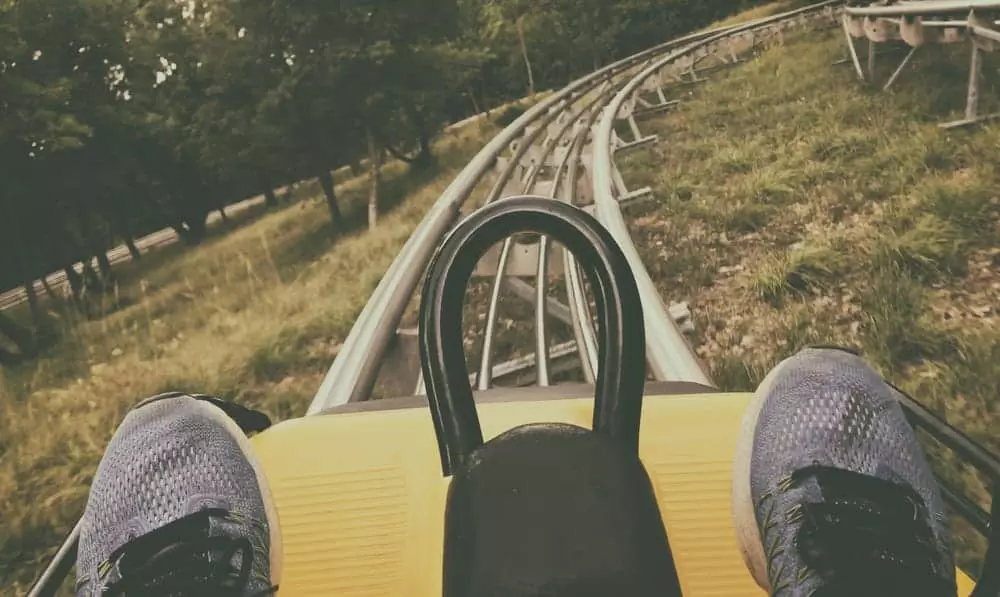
[841, 0, 1000, 124]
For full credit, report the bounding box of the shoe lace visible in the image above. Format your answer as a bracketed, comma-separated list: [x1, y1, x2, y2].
[99, 508, 277, 597]
[779, 465, 953, 597]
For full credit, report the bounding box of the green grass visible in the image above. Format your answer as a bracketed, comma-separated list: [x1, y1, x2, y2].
[705, 0, 812, 30]
[0, 119, 500, 594]
[752, 242, 847, 305]
[624, 27, 1000, 575]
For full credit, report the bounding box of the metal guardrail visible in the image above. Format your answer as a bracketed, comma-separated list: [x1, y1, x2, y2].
[846, 0, 1000, 17]
[842, 0, 1000, 126]
[589, 1, 840, 385]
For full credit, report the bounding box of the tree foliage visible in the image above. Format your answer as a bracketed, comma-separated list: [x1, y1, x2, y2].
[0, 0, 765, 359]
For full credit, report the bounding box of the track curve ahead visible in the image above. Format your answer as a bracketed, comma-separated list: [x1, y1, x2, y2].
[307, 1, 841, 414]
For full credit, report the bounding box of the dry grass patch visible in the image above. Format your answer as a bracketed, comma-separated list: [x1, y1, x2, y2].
[0, 120, 499, 593]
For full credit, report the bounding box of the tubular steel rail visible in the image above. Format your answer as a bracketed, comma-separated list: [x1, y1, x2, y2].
[842, 0, 1000, 126]
[590, 0, 844, 385]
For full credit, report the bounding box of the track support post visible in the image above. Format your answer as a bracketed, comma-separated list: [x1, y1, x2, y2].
[883, 46, 918, 91]
[842, 14, 867, 81]
[966, 39, 982, 122]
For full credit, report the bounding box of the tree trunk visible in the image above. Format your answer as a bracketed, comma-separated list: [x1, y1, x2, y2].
[64, 264, 85, 313]
[366, 125, 383, 230]
[0, 344, 18, 365]
[170, 205, 208, 245]
[173, 205, 209, 245]
[317, 170, 342, 230]
[184, 216, 208, 244]
[95, 250, 115, 286]
[590, 32, 601, 71]
[417, 133, 433, 169]
[40, 276, 56, 298]
[63, 264, 90, 317]
[80, 260, 101, 319]
[24, 276, 54, 342]
[263, 185, 278, 208]
[260, 173, 279, 208]
[516, 15, 535, 97]
[82, 260, 102, 292]
[482, 75, 491, 116]
[6, 200, 45, 330]
[349, 159, 363, 178]
[468, 88, 481, 115]
[404, 102, 434, 168]
[214, 191, 229, 222]
[113, 201, 141, 261]
[171, 221, 188, 241]
[413, 122, 433, 170]
[125, 237, 141, 261]
[23, 278, 42, 331]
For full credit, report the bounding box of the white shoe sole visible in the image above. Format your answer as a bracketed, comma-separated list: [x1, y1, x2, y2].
[731, 354, 799, 591]
[194, 399, 284, 591]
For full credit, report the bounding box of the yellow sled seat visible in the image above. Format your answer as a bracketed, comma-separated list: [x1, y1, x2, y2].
[250, 384, 977, 597]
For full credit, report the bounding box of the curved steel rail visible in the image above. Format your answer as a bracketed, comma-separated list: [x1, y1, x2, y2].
[475, 88, 612, 390]
[306, 18, 782, 413]
[591, 1, 840, 384]
[308, 2, 845, 414]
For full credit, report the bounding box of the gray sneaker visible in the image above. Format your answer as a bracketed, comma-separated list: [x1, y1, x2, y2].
[75, 393, 282, 596]
[731, 347, 956, 597]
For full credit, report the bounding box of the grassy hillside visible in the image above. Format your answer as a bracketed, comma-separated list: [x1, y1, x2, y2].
[0, 118, 501, 593]
[620, 28, 999, 573]
[705, 0, 808, 29]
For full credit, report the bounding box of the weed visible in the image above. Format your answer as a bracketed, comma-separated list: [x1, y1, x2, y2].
[753, 244, 845, 304]
[920, 175, 999, 241]
[710, 354, 768, 391]
[719, 201, 777, 233]
[873, 214, 967, 281]
[857, 266, 957, 373]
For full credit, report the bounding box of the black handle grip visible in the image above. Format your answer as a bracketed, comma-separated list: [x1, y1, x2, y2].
[418, 195, 646, 476]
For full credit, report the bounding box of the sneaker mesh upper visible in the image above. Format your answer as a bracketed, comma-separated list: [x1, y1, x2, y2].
[76, 395, 272, 596]
[749, 348, 955, 596]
